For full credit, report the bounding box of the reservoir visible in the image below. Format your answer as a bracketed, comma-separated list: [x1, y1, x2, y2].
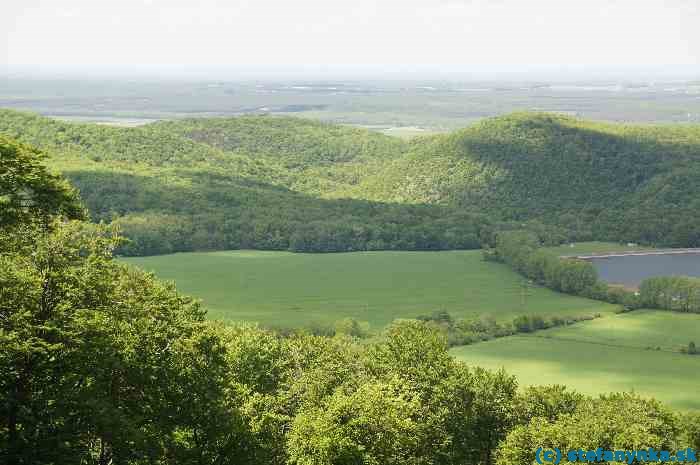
[589, 253, 700, 288]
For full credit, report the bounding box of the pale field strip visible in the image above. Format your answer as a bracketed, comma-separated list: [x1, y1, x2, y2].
[562, 248, 700, 260]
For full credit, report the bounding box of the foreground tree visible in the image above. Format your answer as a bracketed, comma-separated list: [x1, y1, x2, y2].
[0, 135, 83, 232]
[512, 385, 585, 425]
[288, 379, 426, 465]
[0, 138, 254, 464]
[496, 393, 679, 465]
[0, 221, 254, 464]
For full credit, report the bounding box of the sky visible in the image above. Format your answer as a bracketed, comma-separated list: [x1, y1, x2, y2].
[2, 0, 700, 79]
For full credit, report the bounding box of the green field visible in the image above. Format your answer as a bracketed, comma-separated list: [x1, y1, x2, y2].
[122, 245, 700, 411]
[451, 310, 700, 410]
[122, 250, 615, 329]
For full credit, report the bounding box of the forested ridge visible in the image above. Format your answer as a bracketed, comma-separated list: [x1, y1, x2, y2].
[0, 110, 484, 255]
[2, 109, 700, 255]
[353, 113, 700, 246]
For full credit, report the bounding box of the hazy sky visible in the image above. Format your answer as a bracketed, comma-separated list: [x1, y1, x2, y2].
[2, 0, 699, 78]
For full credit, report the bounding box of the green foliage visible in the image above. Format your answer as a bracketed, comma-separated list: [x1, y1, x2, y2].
[0, 221, 255, 464]
[492, 231, 600, 297]
[512, 385, 585, 425]
[496, 393, 679, 465]
[512, 315, 544, 333]
[0, 135, 84, 232]
[334, 318, 370, 338]
[639, 276, 700, 313]
[680, 412, 700, 451]
[417, 310, 600, 347]
[288, 379, 426, 465]
[152, 115, 407, 168]
[4, 110, 700, 257]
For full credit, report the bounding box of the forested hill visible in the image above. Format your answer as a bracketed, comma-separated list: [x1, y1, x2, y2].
[150, 115, 407, 196]
[2, 108, 700, 255]
[152, 115, 406, 167]
[354, 113, 700, 246]
[0, 109, 484, 255]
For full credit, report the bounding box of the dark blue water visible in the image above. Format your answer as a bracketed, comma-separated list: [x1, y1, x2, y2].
[590, 254, 700, 287]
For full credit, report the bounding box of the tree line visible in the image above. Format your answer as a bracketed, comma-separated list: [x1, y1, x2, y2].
[639, 276, 700, 313]
[416, 310, 601, 347]
[485, 231, 600, 298]
[488, 230, 700, 318]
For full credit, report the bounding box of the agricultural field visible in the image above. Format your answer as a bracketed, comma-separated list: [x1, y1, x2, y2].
[122, 249, 615, 329]
[122, 242, 700, 411]
[451, 309, 700, 411]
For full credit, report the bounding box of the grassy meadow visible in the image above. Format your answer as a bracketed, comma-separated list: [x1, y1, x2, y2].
[451, 309, 700, 410]
[122, 249, 615, 329]
[123, 243, 700, 410]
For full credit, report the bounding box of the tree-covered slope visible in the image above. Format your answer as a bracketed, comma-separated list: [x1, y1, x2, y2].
[151, 115, 407, 195]
[152, 115, 406, 167]
[355, 113, 700, 246]
[3, 109, 700, 254]
[0, 110, 484, 255]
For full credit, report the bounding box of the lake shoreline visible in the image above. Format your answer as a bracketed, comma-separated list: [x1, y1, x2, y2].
[563, 248, 700, 260]
[577, 251, 700, 288]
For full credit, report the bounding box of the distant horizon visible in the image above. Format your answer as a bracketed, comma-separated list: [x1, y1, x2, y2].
[3, 64, 700, 83]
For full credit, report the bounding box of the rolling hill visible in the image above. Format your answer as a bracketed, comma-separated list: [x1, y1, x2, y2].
[2, 109, 700, 255]
[352, 113, 700, 245]
[0, 109, 483, 255]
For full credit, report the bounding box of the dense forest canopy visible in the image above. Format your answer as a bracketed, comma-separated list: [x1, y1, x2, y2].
[352, 114, 700, 246]
[0, 110, 485, 255]
[2, 109, 700, 255]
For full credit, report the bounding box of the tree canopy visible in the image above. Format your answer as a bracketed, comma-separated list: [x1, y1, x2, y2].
[0, 135, 84, 231]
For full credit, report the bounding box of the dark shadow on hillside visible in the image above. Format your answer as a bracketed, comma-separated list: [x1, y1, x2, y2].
[62, 168, 485, 255]
[443, 115, 700, 216]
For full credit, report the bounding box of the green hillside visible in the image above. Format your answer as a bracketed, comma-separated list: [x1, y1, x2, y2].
[2, 109, 700, 255]
[0, 109, 483, 255]
[355, 113, 700, 246]
[152, 115, 406, 166]
[151, 115, 407, 196]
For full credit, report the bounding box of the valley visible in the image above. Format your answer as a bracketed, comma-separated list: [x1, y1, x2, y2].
[3, 108, 699, 411]
[5, 2, 700, 461]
